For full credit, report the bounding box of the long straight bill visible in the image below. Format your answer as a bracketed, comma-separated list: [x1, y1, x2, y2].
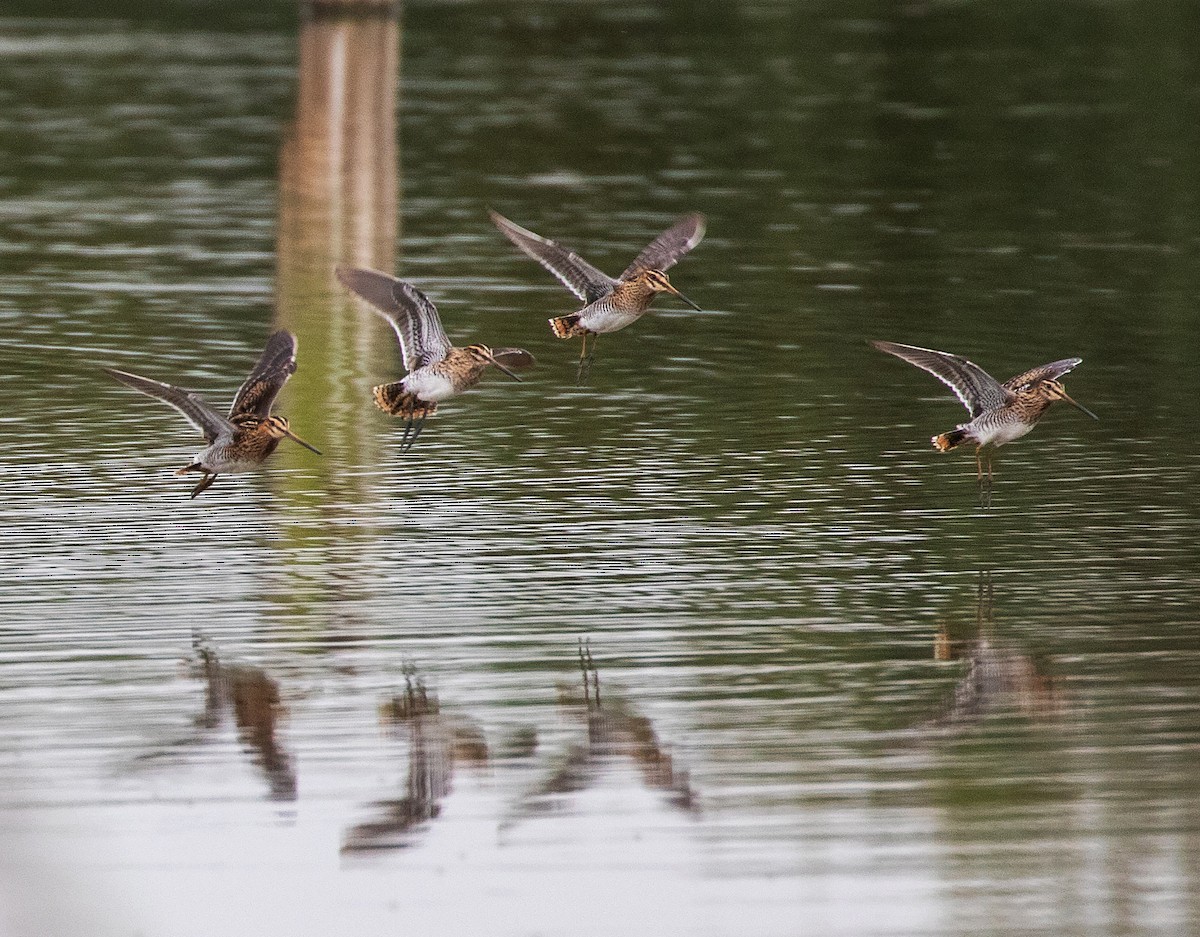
[1061, 391, 1099, 421]
[665, 283, 702, 311]
[486, 354, 523, 381]
[285, 429, 323, 454]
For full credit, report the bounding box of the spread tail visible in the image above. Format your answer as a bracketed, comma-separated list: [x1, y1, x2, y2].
[372, 383, 437, 420]
[549, 314, 587, 339]
[932, 428, 970, 451]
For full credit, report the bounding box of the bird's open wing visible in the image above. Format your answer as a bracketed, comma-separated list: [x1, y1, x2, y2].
[230, 330, 298, 419]
[1003, 358, 1083, 392]
[870, 340, 1013, 418]
[336, 266, 453, 372]
[621, 212, 706, 279]
[488, 210, 616, 304]
[104, 367, 234, 443]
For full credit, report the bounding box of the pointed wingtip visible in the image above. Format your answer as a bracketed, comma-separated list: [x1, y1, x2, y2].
[487, 208, 522, 234]
[335, 264, 392, 287]
[102, 366, 132, 389]
[335, 265, 404, 307]
[103, 365, 144, 385]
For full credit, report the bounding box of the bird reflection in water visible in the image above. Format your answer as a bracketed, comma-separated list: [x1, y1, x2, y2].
[133, 636, 296, 801]
[503, 640, 697, 829]
[919, 572, 1064, 731]
[341, 666, 488, 854]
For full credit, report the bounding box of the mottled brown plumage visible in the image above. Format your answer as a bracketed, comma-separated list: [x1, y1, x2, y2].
[370, 345, 515, 420]
[104, 330, 321, 498]
[489, 210, 704, 376]
[336, 266, 534, 451]
[871, 340, 1097, 505]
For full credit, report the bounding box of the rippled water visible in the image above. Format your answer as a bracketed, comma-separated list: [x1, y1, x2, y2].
[1, 4, 1199, 936]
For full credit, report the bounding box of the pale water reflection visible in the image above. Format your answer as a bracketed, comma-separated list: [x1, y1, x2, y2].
[128, 637, 298, 802]
[1, 3, 1199, 937]
[503, 643, 698, 830]
[342, 666, 489, 853]
[914, 573, 1063, 731]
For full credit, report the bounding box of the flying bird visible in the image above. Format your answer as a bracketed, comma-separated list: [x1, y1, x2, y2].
[489, 210, 704, 378]
[871, 340, 1097, 504]
[104, 330, 320, 498]
[336, 266, 534, 451]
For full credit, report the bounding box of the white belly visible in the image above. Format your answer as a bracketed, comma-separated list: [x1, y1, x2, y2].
[579, 305, 641, 334]
[405, 370, 457, 402]
[195, 445, 260, 474]
[970, 418, 1034, 448]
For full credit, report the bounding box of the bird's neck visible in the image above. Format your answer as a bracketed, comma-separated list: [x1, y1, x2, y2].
[1016, 389, 1055, 420]
[440, 348, 489, 384]
[613, 277, 657, 307]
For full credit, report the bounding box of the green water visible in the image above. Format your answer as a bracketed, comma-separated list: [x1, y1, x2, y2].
[0, 4, 1198, 936]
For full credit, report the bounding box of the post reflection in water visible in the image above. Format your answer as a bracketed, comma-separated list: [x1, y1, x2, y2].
[275, 2, 400, 479]
[919, 572, 1063, 732]
[132, 638, 297, 802]
[263, 3, 400, 622]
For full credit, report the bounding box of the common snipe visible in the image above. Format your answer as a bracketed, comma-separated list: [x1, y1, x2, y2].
[336, 266, 535, 451]
[871, 340, 1098, 504]
[104, 330, 320, 498]
[489, 210, 704, 378]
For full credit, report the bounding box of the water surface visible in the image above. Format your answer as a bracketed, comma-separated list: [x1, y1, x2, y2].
[1, 4, 1198, 936]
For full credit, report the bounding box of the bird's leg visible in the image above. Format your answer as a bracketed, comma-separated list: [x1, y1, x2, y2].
[975, 447, 990, 509]
[402, 418, 426, 453]
[190, 473, 217, 499]
[576, 333, 598, 385]
[981, 451, 994, 509]
[399, 418, 414, 452]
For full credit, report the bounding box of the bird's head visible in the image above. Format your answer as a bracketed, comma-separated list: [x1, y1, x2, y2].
[1041, 380, 1099, 420]
[264, 415, 323, 453]
[636, 269, 702, 311]
[466, 344, 524, 382]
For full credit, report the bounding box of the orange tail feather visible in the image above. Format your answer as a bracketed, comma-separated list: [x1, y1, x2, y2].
[372, 383, 437, 420]
[549, 314, 586, 339]
[933, 429, 969, 451]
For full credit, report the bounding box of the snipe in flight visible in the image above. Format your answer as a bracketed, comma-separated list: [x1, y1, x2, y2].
[104, 330, 321, 498]
[871, 340, 1098, 505]
[489, 210, 705, 379]
[336, 266, 535, 451]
